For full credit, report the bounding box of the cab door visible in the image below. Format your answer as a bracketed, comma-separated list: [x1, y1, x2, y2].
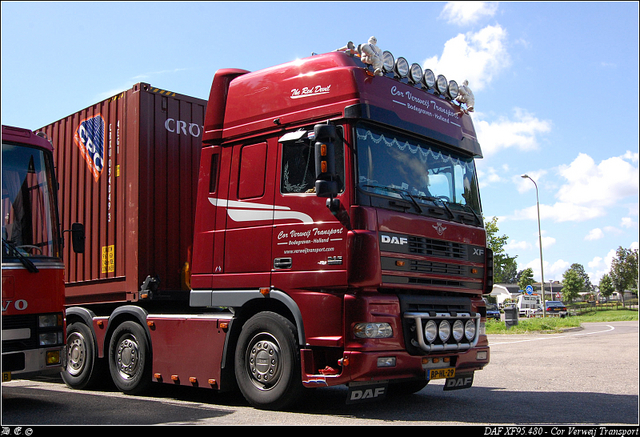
[271, 128, 348, 292]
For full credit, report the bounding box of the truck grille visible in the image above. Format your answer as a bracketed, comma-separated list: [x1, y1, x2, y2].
[2, 315, 38, 352]
[408, 236, 467, 259]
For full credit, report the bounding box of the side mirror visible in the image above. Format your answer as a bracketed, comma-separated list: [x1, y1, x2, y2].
[71, 223, 85, 254]
[314, 124, 339, 198]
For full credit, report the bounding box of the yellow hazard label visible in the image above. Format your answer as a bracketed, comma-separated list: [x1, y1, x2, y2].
[102, 245, 115, 273]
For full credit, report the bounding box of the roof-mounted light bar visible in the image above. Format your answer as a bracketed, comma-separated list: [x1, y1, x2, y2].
[422, 69, 436, 89]
[394, 57, 409, 79]
[339, 38, 471, 106]
[381, 51, 395, 74]
[447, 80, 459, 100]
[409, 63, 423, 85]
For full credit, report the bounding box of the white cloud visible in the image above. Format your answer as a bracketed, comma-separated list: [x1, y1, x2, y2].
[512, 152, 639, 223]
[512, 202, 605, 223]
[586, 249, 617, 285]
[475, 108, 552, 157]
[505, 239, 531, 251]
[439, 2, 499, 26]
[621, 217, 637, 229]
[556, 153, 639, 208]
[423, 24, 509, 91]
[519, 258, 569, 282]
[585, 228, 604, 241]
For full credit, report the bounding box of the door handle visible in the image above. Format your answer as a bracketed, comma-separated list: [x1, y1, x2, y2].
[273, 257, 292, 269]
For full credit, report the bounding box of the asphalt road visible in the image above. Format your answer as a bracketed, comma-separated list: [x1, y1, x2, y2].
[2, 321, 638, 426]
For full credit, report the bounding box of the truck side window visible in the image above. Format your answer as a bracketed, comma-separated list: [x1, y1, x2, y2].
[238, 143, 267, 199]
[280, 128, 344, 194]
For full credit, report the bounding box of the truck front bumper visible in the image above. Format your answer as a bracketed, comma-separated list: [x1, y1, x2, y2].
[300, 343, 490, 388]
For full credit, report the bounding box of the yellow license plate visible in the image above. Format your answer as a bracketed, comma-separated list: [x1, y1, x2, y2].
[2, 372, 11, 382]
[429, 368, 455, 380]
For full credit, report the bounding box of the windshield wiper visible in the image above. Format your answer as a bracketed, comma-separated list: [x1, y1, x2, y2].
[2, 238, 39, 273]
[458, 203, 482, 225]
[361, 184, 422, 213]
[415, 195, 455, 219]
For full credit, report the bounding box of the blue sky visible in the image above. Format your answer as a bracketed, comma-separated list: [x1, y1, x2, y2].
[2, 2, 638, 287]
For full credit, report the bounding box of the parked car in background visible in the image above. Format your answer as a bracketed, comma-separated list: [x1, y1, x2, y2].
[545, 301, 568, 317]
[486, 303, 501, 321]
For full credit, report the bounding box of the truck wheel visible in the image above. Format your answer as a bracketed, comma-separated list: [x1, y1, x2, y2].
[62, 322, 104, 389]
[108, 321, 151, 395]
[234, 312, 304, 410]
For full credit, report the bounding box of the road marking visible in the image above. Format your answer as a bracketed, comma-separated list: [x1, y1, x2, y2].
[490, 325, 615, 346]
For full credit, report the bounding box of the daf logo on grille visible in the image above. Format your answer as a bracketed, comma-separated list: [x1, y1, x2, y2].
[381, 235, 408, 245]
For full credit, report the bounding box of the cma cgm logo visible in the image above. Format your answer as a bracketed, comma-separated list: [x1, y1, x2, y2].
[381, 235, 408, 245]
[74, 114, 106, 181]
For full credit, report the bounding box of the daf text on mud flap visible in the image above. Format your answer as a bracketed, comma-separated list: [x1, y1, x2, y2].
[346, 382, 388, 404]
[444, 373, 474, 391]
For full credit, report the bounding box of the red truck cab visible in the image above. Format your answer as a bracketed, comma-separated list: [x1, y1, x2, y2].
[2, 125, 83, 381]
[189, 45, 492, 407]
[40, 40, 492, 411]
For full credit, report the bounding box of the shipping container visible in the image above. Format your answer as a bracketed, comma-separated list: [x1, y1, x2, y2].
[38, 83, 207, 305]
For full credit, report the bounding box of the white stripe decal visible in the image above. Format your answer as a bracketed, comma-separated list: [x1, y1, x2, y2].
[209, 197, 313, 224]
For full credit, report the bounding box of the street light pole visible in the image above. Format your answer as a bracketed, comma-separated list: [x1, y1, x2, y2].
[521, 174, 546, 317]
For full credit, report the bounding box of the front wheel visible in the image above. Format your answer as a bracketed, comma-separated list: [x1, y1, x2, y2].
[234, 312, 304, 410]
[62, 322, 105, 389]
[108, 321, 151, 394]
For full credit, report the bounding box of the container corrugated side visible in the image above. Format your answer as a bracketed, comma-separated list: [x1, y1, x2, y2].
[39, 83, 207, 305]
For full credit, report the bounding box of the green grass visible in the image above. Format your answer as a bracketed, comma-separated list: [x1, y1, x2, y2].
[485, 309, 638, 334]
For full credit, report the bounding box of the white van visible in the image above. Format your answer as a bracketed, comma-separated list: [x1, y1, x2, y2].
[517, 294, 541, 317]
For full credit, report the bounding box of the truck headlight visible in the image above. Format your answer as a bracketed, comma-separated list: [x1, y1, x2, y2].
[354, 322, 393, 339]
[39, 332, 62, 346]
[452, 320, 464, 342]
[424, 320, 438, 343]
[438, 320, 451, 342]
[39, 314, 62, 328]
[465, 319, 476, 341]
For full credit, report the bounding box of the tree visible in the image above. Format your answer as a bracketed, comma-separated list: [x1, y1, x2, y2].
[518, 267, 535, 291]
[485, 216, 518, 283]
[562, 268, 582, 303]
[567, 263, 593, 292]
[599, 274, 614, 301]
[609, 246, 639, 303]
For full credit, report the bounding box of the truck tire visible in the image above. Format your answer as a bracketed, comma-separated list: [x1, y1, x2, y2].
[62, 322, 104, 389]
[234, 312, 304, 410]
[108, 321, 151, 395]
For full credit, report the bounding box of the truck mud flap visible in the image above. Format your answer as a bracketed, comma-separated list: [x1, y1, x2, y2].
[443, 373, 474, 391]
[346, 381, 388, 404]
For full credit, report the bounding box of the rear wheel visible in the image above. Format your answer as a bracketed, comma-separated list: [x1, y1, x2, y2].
[108, 321, 151, 394]
[234, 312, 303, 410]
[62, 322, 104, 389]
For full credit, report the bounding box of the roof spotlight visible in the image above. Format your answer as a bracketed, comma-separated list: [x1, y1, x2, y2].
[409, 63, 423, 84]
[436, 74, 448, 95]
[422, 69, 436, 89]
[447, 80, 459, 100]
[381, 51, 395, 74]
[394, 57, 409, 79]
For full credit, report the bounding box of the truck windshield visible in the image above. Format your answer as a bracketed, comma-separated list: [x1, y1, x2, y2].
[2, 142, 61, 261]
[355, 123, 482, 221]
